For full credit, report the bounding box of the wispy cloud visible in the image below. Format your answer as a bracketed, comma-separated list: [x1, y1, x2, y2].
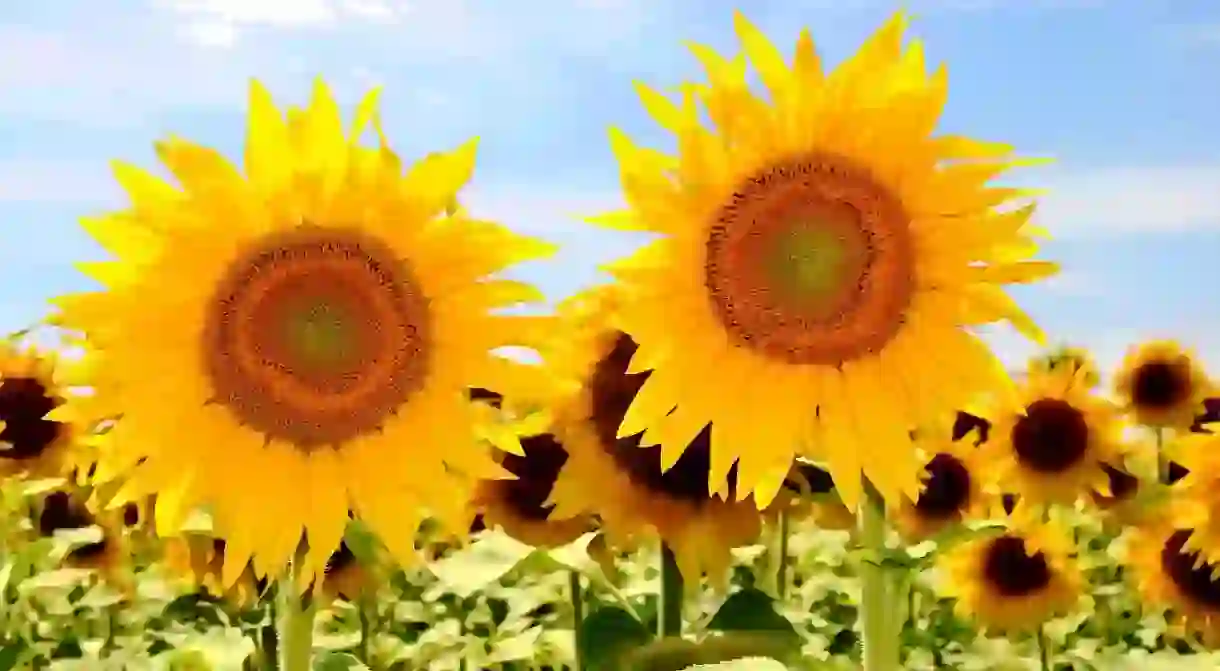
[1032, 165, 1220, 237]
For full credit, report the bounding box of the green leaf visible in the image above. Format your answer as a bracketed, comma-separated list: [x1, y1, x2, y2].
[313, 651, 371, 671]
[0, 638, 31, 671]
[426, 530, 535, 598]
[343, 519, 381, 565]
[578, 604, 653, 671]
[706, 589, 800, 648]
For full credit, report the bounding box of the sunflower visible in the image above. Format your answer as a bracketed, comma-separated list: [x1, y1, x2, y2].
[937, 504, 1081, 633]
[1189, 398, 1220, 434]
[1124, 514, 1220, 645]
[951, 409, 992, 446]
[467, 428, 596, 549]
[543, 287, 765, 582]
[1028, 345, 1099, 390]
[778, 460, 855, 532]
[892, 425, 987, 540]
[1159, 432, 1220, 566]
[983, 365, 1125, 506]
[0, 343, 85, 480]
[319, 541, 370, 601]
[164, 534, 264, 609]
[49, 79, 555, 585]
[591, 11, 1055, 509]
[1114, 340, 1210, 431]
[38, 490, 130, 585]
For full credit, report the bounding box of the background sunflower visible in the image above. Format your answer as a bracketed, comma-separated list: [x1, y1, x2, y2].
[0, 343, 84, 480]
[1124, 513, 1220, 646]
[1114, 341, 1210, 431]
[893, 425, 988, 540]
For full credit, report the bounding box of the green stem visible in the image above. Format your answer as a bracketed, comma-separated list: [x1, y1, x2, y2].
[276, 561, 316, 671]
[569, 571, 585, 671]
[260, 588, 279, 670]
[658, 544, 684, 638]
[777, 511, 791, 600]
[1155, 427, 1168, 484]
[357, 594, 372, 666]
[858, 481, 900, 671]
[1037, 625, 1051, 670]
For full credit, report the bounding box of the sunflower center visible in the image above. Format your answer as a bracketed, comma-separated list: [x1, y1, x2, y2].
[982, 534, 1052, 597]
[39, 491, 94, 535]
[495, 433, 570, 521]
[1132, 361, 1189, 409]
[202, 226, 431, 450]
[1161, 530, 1220, 609]
[588, 332, 736, 504]
[914, 453, 972, 518]
[0, 377, 65, 460]
[704, 152, 914, 366]
[1011, 398, 1090, 473]
[951, 410, 991, 446]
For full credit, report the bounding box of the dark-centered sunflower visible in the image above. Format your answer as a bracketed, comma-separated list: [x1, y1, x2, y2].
[778, 460, 855, 532]
[0, 343, 85, 480]
[164, 534, 264, 609]
[1159, 433, 1220, 566]
[38, 490, 130, 586]
[1125, 514, 1220, 645]
[467, 424, 596, 549]
[543, 288, 765, 582]
[50, 79, 555, 585]
[892, 425, 987, 540]
[938, 504, 1081, 633]
[1114, 341, 1210, 431]
[590, 11, 1056, 509]
[984, 365, 1125, 506]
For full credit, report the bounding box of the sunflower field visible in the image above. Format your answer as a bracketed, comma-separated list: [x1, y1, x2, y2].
[2, 9, 1218, 671]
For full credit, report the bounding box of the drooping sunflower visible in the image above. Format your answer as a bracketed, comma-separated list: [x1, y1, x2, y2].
[937, 504, 1082, 634]
[1114, 340, 1210, 431]
[1028, 345, 1100, 390]
[592, 11, 1056, 509]
[1124, 513, 1220, 645]
[38, 490, 130, 585]
[163, 534, 265, 609]
[892, 424, 987, 540]
[983, 365, 1125, 506]
[543, 287, 765, 582]
[0, 343, 85, 480]
[50, 79, 555, 585]
[319, 541, 370, 602]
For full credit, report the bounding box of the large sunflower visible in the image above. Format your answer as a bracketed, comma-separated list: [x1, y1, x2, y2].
[592, 11, 1055, 508]
[1124, 513, 1220, 645]
[49, 80, 554, 585]
[1113, 340, 1210, 431]
[543, 287, 765, 581]
[937, 504, 1081, 634]
[0, 343, 84, 480]
[892, 422, 987, 541]
[983, 365, 1125, 506]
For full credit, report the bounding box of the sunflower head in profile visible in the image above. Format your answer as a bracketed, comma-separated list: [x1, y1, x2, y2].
[938, 503, 1082, 634]
[163, 535, 264, 610]
[892, 424, 986, 540]
[38, 489, 131, 588]
[1029, 345, 1100, 390]
[318, 541, 371, 602]
[984, 365, 1126, 507]
[1124, 513, 1220, 646]
[777, 461, 855, 532]
[589, 11, 1056, 511]
[50, 79, 555, 586]
[0, 343, 85, 480]
[1114, 341, 1210, 431]
[543, 287, 765, 583]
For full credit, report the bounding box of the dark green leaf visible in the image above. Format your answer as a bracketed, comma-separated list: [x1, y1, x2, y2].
[0, 639, 30, 671]
[578, 604, 652, 671]
[706, 588, 800, 648]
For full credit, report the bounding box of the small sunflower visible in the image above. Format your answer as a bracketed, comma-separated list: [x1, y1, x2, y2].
[319, 541, 370, 602]
[1125, 514, 1220, 645]
[893, 426, 987, 540]
[1114, 340, 1210, 431]
[544, 287, 765, 582]
[778, 461, 855, 531]
[50, 79, 554, 585]
[1189, 397, 1220, 434]
[0, 343, 84, 479]
[1028, 345, 1100, 390]
[984, 365, 1125, 506]
[38, 490, 130, 584]
[591, 11, 1055, 509]
[938, 504, 1082, 633]
[468, 429, 595, 549]
[164, 535, 264, 609]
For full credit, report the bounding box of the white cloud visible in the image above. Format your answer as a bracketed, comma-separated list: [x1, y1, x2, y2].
[1029, 165, 1220, 237]
[156, 0, 402, 46]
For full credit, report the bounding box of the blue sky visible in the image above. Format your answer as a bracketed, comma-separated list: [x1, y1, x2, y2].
[1, 0, 1218, 379]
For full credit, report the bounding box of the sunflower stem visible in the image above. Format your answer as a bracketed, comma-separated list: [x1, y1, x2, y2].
[357, 593, 372, 666]
[858, 480, 900, 671]
[260, 592, 279, 670]
[1037, 624, 1051, 670]
[658, 543, 684, 638]
[1154, 427, 1168, 484]
[569, 571, 585, 670]
[776, 510, 791, 600]
[275, 560, 316, 671]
